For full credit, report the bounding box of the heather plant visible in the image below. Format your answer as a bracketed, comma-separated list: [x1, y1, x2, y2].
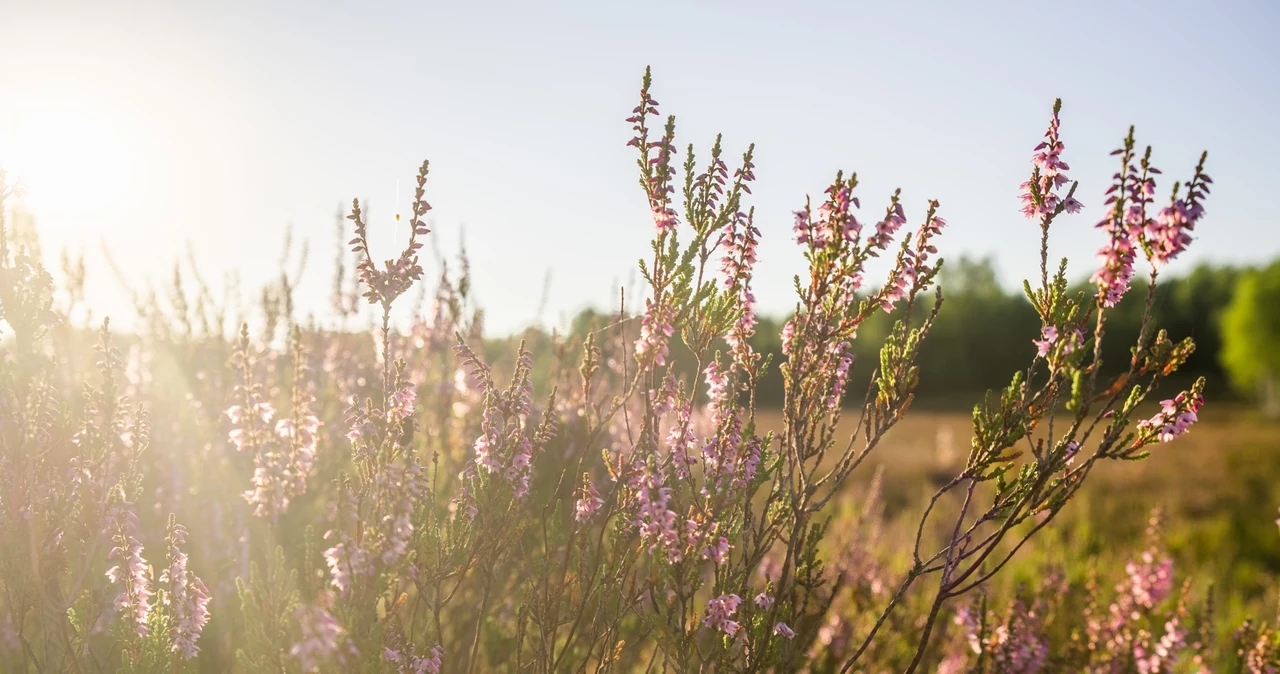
[1, 67, 1272, 674]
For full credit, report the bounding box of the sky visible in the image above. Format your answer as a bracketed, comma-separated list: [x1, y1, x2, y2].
[1, 0, 1278, 335]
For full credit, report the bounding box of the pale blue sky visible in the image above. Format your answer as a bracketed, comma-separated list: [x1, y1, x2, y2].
[2, 1, 1277, 334]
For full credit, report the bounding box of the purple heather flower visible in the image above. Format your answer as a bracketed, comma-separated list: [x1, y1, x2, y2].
[384, 643, 444, 674]
[1033, 326, 1059, 358]
[290, 593, 356, 672]
[1064, 441, 1080, 466]
[635, 301, 675, 369]
[322, 532, 370, 597]
[634, 468, 682, 563]
[105, 505, 153, 638]
[753, 592, 774, 609]
[704, 361, 730, 419]
[703, 594, 743, 637]
[1145, 161, 1209, 269]
[666, 401, 698, 479]
[1126, 550, 1175, 610]
[575, 473, 604, 522]
[1137, 390, 1203, 444]
[869, 201, 907, 251]
[722, 211, 761, 367]
[1019, 101, 1081, 222]
[1033, 325, 1082, 360]
[160, 521, 212, 660]
[825, 341, 854, 410]
[1092, 205, 1137, 308]
[704, 535, 731, 566]
[774, 622, 796, 639]
[881, 207, 946, 312]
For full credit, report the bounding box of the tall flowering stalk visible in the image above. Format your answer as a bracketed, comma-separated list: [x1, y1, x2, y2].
[106, 503, 154, 639]
[226, 324, 318, 520]
[160, 516, 211, 661]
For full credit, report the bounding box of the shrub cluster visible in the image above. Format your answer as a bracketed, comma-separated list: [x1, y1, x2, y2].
[4, 69, 1271, 673]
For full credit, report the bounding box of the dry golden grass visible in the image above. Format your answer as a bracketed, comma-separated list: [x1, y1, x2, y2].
[751, 402, 1279, 523]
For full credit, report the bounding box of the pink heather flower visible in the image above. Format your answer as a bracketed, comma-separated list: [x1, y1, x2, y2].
[825, 341, 854, 410]
[881, 205, 946, 312]
[575, 473, 604, 522]
[323, 532, 370, 596]
[507, 436, 535, 499]
[1033, 325, 1082, 361]
[793, 207, 812, 245]
[869, 201, 907, 251]
[290, 593, 356, 672]
[277, 413, 321, 484]
[1092, 209, 1137, 308]
[650, 372, 679, 417]
[741, 435, 761, 487]
[1134, 617, 1187, 674]
[105, 505, 153, 638]
[1137, 389, 1203, 445]
[721, 211, 761, 367]
[635, 301, 675, 369]
[228, 428, 248, 451]
[380, 508, 415, 565]
[666, 401, 698, 479]
[466, 360, 547, 500]
[1064, 441, 1080, 466]
[160, 521, 211, 660]
[780, 319, 797, 357]
[704, 361, 730, 419]
[753, 592, 774, 609]
[384, 643, 444, 674]
[1092, 138, 1150, 307]
[701, 409, 746, 493]
[1145, 159, 1209, 268]
[1147, 202, 1195, 267]
[704, 535, 731, 566]
[628, 75, 678, 234]
[773, 622, 796, 639]
[1033, 326, 1058, 358]
[1019, 100, 1081, 222]
[473, 411, 502, 474]
[1126, 550, 1175, 609]
[634, 469, 681, 563]
[703, 594, 743, 637]
[992, 603, 1049, 672]
[243, 450, 292, 518]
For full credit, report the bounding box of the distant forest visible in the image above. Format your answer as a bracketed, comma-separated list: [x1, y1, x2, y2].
[502, 257, 1247, 408]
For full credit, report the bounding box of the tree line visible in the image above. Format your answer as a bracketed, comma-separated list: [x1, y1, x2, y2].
[527, 256, 1278, 413]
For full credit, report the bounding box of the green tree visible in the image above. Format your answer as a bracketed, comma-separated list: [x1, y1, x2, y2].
[1221, 261, 1280, 418]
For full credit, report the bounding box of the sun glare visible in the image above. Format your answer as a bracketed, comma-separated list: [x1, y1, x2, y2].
[0, 101, 143, 232]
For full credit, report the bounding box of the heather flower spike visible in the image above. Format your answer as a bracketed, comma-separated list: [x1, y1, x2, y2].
[1020, 98, 1082, 224]
[160, 516, 211, 660]
[105, 503, 153, 638]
